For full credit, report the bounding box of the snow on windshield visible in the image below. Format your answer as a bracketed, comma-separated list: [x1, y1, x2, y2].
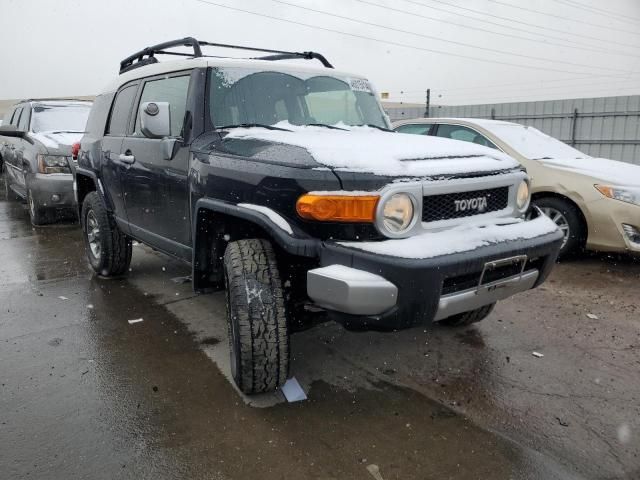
[225, 122, 519, 177]
[31, 104, 91, 133]
[483, 123, 587, 160]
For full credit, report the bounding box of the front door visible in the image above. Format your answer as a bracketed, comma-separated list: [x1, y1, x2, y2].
[120, 73, 192, 259]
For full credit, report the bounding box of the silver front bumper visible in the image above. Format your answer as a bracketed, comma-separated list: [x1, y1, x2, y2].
[434, 269, 539, 321]
[307, 263, 539, 321]
[307, 265, 398, 315]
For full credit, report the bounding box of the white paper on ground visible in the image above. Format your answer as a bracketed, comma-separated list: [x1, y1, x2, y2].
[281, 377, 307, 402]
[532, 351, 544, 358]
[128, 318, 144, 325]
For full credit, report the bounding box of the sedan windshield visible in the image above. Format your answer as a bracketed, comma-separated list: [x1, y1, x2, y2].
[482, 123, 587, 160]
[30, 103, 91, 133]
[209, 67, 388, 129]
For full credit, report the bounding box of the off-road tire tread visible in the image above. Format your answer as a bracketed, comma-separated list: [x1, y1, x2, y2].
[224, 239, 289, 394]
[441, 303, 496, 327]
[82, 192, 132, 276]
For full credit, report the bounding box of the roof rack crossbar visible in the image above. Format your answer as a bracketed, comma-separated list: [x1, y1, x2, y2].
[119, 37, 333, 74]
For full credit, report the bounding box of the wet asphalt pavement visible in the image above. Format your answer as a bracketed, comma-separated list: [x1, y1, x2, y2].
[1, 176, 638, 480]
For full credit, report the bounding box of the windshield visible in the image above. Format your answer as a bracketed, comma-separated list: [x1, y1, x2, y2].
[209, 67, 388, 129]
[483, 123, 587, 160]
[30, 104, 91, 133]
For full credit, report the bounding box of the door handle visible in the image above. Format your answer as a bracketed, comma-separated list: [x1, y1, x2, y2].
[119, 152, 135, 164]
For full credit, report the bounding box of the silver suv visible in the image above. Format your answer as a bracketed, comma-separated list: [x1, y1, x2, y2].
[0, 99, 92, 225]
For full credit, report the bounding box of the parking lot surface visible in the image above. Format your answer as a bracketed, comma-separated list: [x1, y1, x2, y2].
[1, 177, 638, 480]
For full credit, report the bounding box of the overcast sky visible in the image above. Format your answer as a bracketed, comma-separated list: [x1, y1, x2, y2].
[1, 0, 639, 105]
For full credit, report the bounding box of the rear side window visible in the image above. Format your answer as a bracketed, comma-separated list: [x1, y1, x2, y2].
[85, 94, 114, 136]
[10, 107, 23, 126]
[134, 75, 190, 137]
[436, 124, 498, 149]
[107, 85, 138, 136]
[17, 107, 30, 131]
[395, 123, 432, 135]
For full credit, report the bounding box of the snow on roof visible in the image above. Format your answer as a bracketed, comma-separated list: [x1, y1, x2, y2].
[225, 122, 520, 177]
[103, 57, 364, 94]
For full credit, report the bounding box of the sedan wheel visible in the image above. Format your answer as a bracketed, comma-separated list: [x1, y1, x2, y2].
[532, 196, 586, 257]
[540, 206, 570, 249]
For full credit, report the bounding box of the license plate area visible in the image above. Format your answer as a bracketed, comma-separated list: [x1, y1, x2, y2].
[478, 255, 528, 289]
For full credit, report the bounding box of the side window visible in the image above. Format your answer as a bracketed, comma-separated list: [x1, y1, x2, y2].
[10, 107, 23, 126]
[436, 124, 498, 149]
[395, 123, 432, 135]
[17, 107, 30, 131]
[134, 75, 190, 137]
[107, 85, 138, 136]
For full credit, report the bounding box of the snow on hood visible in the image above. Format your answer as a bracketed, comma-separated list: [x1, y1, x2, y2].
[224, 123, 519, 177]
[538, 157, 640, 187]
[28, 131, 83, 151]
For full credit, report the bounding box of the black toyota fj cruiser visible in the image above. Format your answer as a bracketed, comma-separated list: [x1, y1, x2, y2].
[75, 38, 563, 394]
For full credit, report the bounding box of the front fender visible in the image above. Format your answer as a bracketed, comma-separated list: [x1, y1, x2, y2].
[191, 198, 320, 291]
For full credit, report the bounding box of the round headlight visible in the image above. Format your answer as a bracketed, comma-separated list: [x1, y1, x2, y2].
[516, 180, 530, 210]
[382, 193, 415, 233]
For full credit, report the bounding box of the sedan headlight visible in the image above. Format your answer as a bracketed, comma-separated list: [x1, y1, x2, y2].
[595, 185, 640, 207]
[380, 193, 416, 234]
[37, 154, 72, 174]
[516, 180, 531, 210]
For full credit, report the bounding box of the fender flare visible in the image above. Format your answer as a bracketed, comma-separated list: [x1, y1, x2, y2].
[74, 167, 114, 211]
[191, 198, 320, 291]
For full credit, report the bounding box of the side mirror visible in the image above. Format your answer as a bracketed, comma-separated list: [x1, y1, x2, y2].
[140, 101, 171, 139]
[0, 125, 26, 138]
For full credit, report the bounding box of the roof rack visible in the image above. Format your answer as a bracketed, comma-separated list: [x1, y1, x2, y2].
[119, 37, 334, 74]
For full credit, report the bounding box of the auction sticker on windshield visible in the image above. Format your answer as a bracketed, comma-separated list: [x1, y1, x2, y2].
[349, 78, 372, 93]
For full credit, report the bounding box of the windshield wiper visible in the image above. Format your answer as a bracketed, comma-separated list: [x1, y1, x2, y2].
[304, 123, 347, 131]
[354, 123, 393, 132]
[50, 130, 85, 134]
[216, 123, 292, 132]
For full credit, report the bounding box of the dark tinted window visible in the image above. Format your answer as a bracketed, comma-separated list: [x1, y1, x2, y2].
[436, 124, 498, 149]
[395, 123, 432, 135]
[134, 75, 190, 137]
[107, 85, 137, 136]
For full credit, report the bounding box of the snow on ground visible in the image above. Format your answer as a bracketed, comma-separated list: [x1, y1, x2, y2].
[238, 203, 293, 234]
[224, 122, 519, 177]
[339, 215, 558, 259]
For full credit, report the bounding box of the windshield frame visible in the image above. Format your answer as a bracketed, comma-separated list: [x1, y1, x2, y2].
[206, 66, 390, 131]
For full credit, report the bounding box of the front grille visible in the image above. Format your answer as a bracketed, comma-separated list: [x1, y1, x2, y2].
[422, 187, 509, 222]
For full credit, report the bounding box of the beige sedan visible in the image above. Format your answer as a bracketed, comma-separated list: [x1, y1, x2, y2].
[393, 118, 640, 256]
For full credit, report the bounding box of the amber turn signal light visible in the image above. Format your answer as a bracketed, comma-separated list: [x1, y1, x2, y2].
[296, 194, 379, 222]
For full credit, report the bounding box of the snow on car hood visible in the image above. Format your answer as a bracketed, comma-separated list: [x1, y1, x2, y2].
[538, 157, 640, 187]
[28, 131, 83, 152]
[224, 123, 519, 177]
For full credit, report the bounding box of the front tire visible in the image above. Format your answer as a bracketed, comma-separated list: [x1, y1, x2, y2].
[533, 197, 585, 257]
[223, 239, 289, 394]
[81, 191, 132, 276]
[27, 188, 51, 226]
[440, 303, 496, 327]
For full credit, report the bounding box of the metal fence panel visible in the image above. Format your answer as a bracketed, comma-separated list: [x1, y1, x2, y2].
[385, 95, 640, 164]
